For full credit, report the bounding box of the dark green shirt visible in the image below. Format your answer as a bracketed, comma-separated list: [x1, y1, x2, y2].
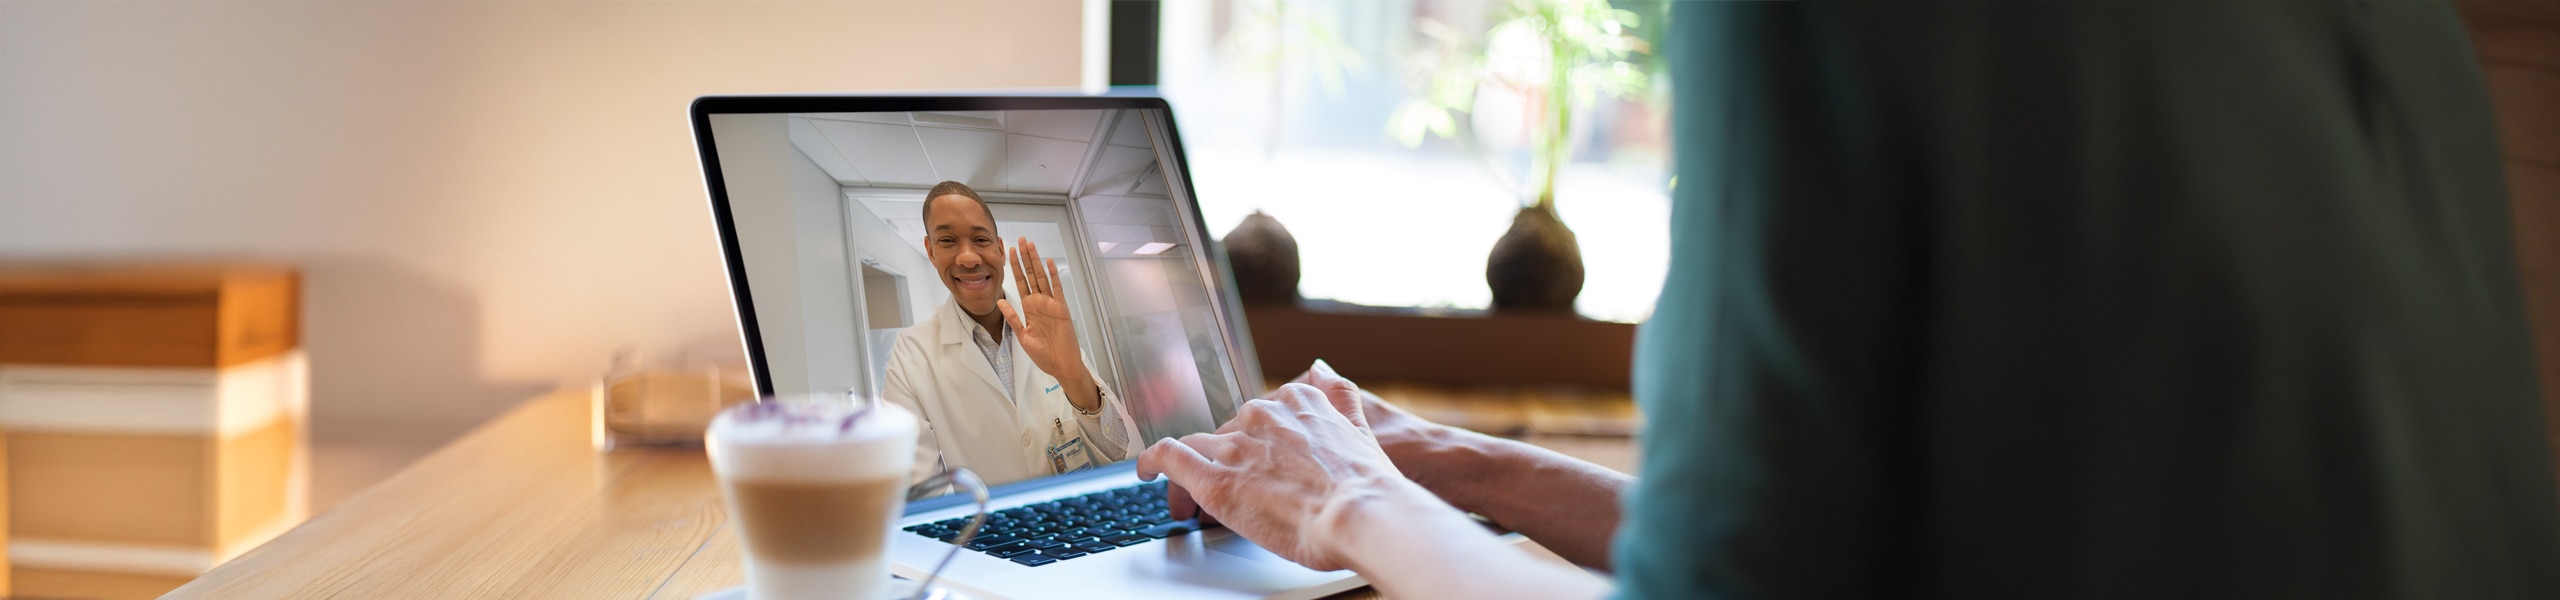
[1616, 3, 2560, 598]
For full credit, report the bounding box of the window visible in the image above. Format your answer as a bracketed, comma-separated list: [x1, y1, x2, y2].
[1156, 0, 1671, 323]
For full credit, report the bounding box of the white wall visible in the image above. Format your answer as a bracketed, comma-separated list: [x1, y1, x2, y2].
[786, 138, 867, 399]
[0, 2, 1084, 442]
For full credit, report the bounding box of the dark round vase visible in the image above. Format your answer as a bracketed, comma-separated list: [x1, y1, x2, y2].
[1221, 210, 1301, 305]
[1485, 205, 1584, 312]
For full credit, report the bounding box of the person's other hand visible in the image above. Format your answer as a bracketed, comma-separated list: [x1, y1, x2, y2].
[1136, 372, 1398, 572]
[997, 238, 1086, 379]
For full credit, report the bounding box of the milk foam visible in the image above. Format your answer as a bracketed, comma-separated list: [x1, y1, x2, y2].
[708, 396, 916, 483]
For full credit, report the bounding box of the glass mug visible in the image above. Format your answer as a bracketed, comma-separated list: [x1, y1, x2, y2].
[706, 394, 988, 600]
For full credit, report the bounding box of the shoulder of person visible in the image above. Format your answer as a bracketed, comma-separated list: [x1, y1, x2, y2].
[889, 315, 945, 355]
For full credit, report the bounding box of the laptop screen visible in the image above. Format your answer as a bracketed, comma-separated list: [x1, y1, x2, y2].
[699, 103, 1254, 496]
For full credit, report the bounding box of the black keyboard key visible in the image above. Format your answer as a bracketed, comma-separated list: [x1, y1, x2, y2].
[964, 535, 1021, 551]
[974, 540, 1030, 555]
[1108, 535, 1151, 547]
[990, 546, 1041, 558]
[1009, 553, 1059, 567]
[1046, 549, 1089, 560]
[1026, 538, 1066, 550]
[1072, 541, 1116, 553]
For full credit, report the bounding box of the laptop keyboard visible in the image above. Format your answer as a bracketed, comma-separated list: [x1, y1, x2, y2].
[902, 479, 1206, 567]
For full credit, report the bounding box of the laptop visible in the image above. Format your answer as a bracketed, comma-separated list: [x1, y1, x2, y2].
[690, 95, 1365, 600]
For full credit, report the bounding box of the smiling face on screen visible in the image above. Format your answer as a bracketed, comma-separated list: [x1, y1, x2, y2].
[925, 192, 1005, 317]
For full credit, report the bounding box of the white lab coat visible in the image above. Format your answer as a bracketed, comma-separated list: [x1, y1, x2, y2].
[881, 297, 1142, 485]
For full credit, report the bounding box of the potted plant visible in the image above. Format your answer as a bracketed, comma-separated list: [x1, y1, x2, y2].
[1390, 0, 1648, 313]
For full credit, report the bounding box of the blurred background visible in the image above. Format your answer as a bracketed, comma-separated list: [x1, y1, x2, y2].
[1160, 0, 1671, 322]
[0, 2, 1089, 514]
[0, 1, 2550, 598]
[0, 0, 1675, 514]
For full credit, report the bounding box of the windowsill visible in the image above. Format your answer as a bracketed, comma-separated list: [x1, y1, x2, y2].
[1241, 301, 1637, 391]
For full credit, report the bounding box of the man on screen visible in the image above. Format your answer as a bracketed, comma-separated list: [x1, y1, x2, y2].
[883, 181, 1141, 484]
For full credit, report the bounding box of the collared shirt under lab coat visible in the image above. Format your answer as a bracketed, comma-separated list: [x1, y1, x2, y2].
[882, 297, 1142, 485]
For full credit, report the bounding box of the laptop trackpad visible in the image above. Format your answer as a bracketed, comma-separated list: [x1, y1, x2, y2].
[1154, 529, 1335, 591]
[1199, 529, 1299, 565]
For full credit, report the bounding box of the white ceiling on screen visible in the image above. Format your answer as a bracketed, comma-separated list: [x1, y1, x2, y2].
[793, 109, 1187, 258]
[789, 110, 1158, 197]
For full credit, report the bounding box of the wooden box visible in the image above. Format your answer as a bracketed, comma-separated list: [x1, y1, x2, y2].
[0, 264, 307, 598]
[0, 264, 298, 369]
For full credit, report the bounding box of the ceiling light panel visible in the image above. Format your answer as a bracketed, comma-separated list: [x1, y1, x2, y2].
[812, 120, 936, 187]
[914, 127, 1006, 190]
[1003, 135, 1085, 194]
[789, 117, 868, 186]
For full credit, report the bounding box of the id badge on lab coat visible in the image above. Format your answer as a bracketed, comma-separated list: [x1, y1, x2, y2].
[1046, 436, 1097, 474]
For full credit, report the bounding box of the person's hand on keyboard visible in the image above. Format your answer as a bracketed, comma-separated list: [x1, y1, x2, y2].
[1135, 361, 1423, 572]
[1251, 362, 1486, 516]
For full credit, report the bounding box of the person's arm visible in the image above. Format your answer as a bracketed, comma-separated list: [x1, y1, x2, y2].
[1139, 365, 1612, 600]
[1322, 475, 1606, 600]
[1373, 411, 1630, 571]
[1266, 363, 1631, 570]
[1070, 375, 1138, 462]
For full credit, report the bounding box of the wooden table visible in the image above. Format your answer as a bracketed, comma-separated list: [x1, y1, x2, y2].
[165, 388, 1630, 599]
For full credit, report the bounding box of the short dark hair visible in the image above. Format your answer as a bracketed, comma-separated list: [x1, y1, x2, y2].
[922, 181, 997, 234]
